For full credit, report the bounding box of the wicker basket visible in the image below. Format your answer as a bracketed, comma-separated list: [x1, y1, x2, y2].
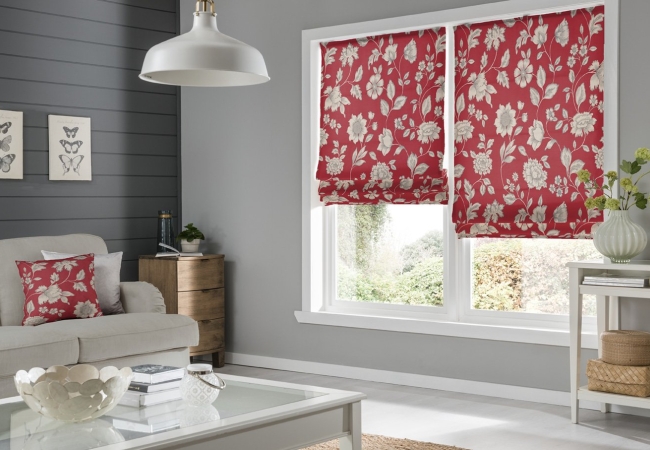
[601, 330, 650, 366]
[587, 359, 650, 397]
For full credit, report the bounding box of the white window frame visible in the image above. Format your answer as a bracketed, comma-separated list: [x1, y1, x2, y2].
[299, 0, 620, 348]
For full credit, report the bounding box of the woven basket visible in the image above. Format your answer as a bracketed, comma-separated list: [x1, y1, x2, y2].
[587, 359, 650, 397]
[601, 330, 650, 366]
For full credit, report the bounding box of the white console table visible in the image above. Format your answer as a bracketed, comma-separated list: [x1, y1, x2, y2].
[568, 259, 650, 424]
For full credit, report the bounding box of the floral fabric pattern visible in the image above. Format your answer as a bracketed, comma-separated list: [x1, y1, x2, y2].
[17, 254, 102, 326]
[453, 7, 604, 237]
[317, 28, 448, 204]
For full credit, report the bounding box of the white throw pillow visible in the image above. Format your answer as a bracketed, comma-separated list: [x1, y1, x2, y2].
[41, 251, 125, 315]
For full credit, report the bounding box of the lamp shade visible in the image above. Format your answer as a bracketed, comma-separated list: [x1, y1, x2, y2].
[140, 13, 269, 87]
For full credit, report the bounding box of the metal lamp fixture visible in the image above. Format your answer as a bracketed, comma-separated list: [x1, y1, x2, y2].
[140, 0, 269, 87]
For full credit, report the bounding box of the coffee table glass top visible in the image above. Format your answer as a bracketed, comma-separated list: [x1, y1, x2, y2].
[0, 376, 327, 450]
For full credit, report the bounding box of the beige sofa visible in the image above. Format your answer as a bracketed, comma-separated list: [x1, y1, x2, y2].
[0, 234, 199, 399]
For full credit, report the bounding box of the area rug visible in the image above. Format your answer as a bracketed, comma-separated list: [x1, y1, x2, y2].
[303, 434, 468, 449]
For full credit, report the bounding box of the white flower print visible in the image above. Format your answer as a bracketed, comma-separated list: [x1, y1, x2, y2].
[523, 158, 548, 190]
[404, 39, 417, 63]
[455, 120, 475, 143]
[53, 260, 77, 272]
[472, 151, 493, 176]
[347, 114, 368, 144]
[484, 25, 506, 51]
[339, 44, 359, 67]
[594, 146, 603, 170]
[570, 112, 596, 137]
[590, 60, 604, 92]
[24, 316, 47, 326]
[483, 201, 504, 222]
[377, 129, 393, 155]
[527, 120, 544, 150]
[494, 104, 517, 137]
[531, 205, 546, 223]
[514, 59, 533, 88]
[382, 43, 398, 63]
[366, 74, 384, 100]
[370, 162, 392, 180]
[38, 284, 73, 305]
[417, 122, 441, 144]
[553, 203, 568, 223]
[554, 19, 570, 47]
[326, 157, 344, 176]
[320, 128, 328, 148]
[532, 24, 548, 47]
[324, 86, 342, 112]
[468, 72, 488, 102]
[74, 301, 98, 319]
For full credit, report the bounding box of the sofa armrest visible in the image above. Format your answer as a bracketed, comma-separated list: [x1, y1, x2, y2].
[120, 282, 166, 314]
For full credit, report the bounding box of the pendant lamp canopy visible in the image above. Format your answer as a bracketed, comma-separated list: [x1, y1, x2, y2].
[140, 0, 269, 87]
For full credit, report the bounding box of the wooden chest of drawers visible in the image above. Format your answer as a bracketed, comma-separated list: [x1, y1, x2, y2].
[139, 254, 225, 367]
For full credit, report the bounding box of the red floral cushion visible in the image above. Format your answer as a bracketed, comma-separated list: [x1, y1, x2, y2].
[16, 254, 103, 326]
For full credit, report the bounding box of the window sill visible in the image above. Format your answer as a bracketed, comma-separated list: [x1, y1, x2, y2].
[294, 310, 598, 349]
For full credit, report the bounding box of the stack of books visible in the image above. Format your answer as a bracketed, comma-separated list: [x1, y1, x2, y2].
[119, 365, 185, 408]
[583, 273, 650, 288]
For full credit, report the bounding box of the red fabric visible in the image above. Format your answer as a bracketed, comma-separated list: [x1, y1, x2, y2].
[317, 28, 448, 205]
[453, 7, 605, 238]
[17, 254, 102, 326]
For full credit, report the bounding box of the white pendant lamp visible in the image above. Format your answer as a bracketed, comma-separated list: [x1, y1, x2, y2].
[140, 0, 269, 87]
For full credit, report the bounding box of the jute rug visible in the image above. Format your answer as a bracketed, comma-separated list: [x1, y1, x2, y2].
[303, 434, 468, 449]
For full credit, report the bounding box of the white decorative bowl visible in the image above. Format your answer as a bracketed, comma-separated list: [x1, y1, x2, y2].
[14, 365, 133, 423]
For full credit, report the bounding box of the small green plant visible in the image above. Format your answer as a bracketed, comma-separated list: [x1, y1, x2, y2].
[177, 223, 205, 242]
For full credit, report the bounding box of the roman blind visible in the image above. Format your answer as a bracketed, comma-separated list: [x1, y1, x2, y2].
[316, 28, 448, 205]
[452, 6, 605, 237]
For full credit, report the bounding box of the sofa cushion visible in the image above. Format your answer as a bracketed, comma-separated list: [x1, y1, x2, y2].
[39, 313, 199, 363]
[0, 234, 107, 326]
[17, 254, 103, 326]
[0, 327, 79, 378]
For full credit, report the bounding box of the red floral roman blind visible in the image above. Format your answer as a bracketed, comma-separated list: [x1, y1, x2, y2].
[317, 28, 448, 205]
[453, 7, 605, 238]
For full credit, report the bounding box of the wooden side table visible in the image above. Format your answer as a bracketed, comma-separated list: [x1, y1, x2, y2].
[139, 254, 225, 367]
[568, 259, 650, 423]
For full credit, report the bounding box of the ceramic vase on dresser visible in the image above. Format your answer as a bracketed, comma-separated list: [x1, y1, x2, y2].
[593, 210, 647, 263]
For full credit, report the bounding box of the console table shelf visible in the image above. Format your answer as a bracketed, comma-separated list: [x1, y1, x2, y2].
[568, 259, 650, 423]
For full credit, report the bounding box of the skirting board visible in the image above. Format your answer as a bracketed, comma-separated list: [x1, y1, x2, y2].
[213, 352, 650, 419]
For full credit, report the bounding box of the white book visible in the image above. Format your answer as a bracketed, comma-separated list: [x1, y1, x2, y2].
[118, 389, 182, 407]
[131, 365, 185, 384]
[155, 243, 202, 258]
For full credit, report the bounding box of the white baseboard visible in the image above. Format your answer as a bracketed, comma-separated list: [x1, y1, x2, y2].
[223, 352, 650, 418]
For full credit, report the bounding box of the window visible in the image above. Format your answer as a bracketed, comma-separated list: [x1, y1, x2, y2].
[301, 0, 619, 345]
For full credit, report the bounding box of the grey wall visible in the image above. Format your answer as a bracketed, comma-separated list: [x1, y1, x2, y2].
[0, 0, 180, 281]
[180, 0, 650, 392]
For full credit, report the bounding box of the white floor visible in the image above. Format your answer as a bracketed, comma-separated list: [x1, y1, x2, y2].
[217, 364, 650, 450]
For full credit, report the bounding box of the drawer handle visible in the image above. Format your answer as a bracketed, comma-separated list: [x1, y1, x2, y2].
[201, 320, 211, 324]
[202, 289, 212, 293]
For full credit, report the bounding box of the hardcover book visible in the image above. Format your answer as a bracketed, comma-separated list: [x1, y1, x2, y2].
[118, 388, 182, 408]
[131, 365, 185, 384]
[128, 379, 182, 393]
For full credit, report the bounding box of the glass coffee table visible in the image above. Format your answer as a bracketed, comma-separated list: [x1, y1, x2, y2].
[0, 374, 365, 450]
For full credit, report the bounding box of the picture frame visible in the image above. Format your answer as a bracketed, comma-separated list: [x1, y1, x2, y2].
[0, 110, 23, 180]
[48, 115, 92, 181]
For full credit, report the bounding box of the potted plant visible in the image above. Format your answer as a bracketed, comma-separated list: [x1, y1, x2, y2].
[579, 147, 650, 263]
[177, 223, 205, 253]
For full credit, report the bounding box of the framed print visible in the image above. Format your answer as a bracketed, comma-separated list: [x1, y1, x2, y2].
[0, 110, 23, 180]
[48, 115, 92, 181]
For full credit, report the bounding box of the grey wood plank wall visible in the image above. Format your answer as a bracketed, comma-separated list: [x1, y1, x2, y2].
[0, 0, 180, 281]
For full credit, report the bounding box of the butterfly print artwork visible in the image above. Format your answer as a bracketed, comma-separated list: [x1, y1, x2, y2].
[59, 154, 84, 175]
[0, 122, 11, 134]
[59, 140, 83, 154]
[0, 135, 11, 152]
[63, 127, 79, 139]
[0, 154, 15, 173]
